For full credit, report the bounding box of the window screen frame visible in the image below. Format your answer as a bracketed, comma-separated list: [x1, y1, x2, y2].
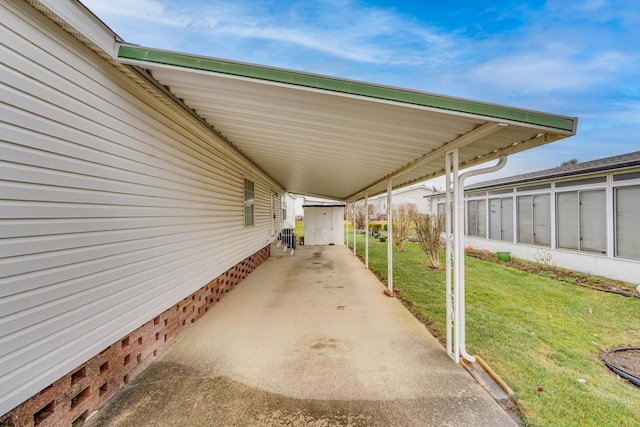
[517, 193, 551, 246]
[556, 189, 606, 254]
[614, 185, 640, 260]
[244, 178, 255, 226]
[488, 196, 513, 242]
[466, 199, 486, 238]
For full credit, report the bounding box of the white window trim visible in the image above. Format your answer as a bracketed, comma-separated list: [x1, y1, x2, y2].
[244, 177, 255, 227]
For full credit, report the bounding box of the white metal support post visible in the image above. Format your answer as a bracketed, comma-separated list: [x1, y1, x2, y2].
[353, 201, 357, 256]
[346, 200, 350, 247]
[387, 179, 393, 294]
[457, 155, 507, 362]
[446, 149, 508, 363]
[365, 190, 369, 269]
[445, 150, 456, 362]
[453, 155, 474, 363]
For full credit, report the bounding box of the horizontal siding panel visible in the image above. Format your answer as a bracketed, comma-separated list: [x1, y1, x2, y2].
[0, 216, 222, 239]
[0, 221, 231, 259]
[0, 222, 246, 289]
[1, 240, 268, 378]
[1, 33, 254, 187]
[0, 30, 258, 177]
[0, 181, 230, 208]
[0, 1, 283, 415]
[0, 110, 245, 194]
[1, 233, 235, 351]
[0, 200, 221, 219]
[0, 158, 243, 204]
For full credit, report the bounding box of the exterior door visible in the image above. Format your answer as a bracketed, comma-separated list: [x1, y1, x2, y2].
[315, 207, 332, 245]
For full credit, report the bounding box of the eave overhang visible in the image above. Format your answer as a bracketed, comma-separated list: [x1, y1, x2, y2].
[116, 44, 578, 200]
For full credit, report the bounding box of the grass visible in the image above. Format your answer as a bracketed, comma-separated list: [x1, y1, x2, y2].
[345, 233, 640, 427]
[294, 220, 304, 240]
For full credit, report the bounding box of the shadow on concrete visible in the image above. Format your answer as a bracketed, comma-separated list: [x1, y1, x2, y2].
[85, 245, 517, 426]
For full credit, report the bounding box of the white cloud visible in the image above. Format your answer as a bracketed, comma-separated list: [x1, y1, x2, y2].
[76, 0, 639, 180]
[81, 0, 460, 66]
[81, 0, 191, 27]
[467, 49, 630, 94]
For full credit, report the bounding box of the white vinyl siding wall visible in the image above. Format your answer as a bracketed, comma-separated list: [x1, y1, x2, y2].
[0, 1, 281, 415]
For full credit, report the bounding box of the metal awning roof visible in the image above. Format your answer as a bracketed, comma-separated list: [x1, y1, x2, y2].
[117, 44, 578, 200]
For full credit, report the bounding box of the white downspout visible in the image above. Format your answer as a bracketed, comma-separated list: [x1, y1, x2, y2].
[456, 155, 508, 363]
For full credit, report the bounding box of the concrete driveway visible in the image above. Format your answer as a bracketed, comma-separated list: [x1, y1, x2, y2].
[85, 245, 517, 426]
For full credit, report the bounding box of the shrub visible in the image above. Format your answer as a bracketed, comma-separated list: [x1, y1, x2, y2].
[392, 203, 417, 251]
[368, 223, 382, 233]
[411, 213, 445, 268]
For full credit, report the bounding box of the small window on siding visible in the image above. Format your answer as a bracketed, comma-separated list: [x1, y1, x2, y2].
[613, 171, 640, 182]
[616, 186, 640, 260]
[244, 178, 255, 226]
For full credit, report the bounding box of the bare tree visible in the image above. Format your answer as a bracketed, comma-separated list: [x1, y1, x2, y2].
[392, 203, 417, 251]
[411, 213, 446, 268]
[353, 200, 368, 230]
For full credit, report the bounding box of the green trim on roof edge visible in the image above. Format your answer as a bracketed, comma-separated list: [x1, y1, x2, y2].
[117, 44, 577, 133]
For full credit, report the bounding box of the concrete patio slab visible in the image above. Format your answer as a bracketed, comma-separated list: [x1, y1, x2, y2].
[85, 245, 517, 426]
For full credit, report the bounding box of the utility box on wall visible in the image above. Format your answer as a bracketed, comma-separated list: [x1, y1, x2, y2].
[303, 204, 345, 245]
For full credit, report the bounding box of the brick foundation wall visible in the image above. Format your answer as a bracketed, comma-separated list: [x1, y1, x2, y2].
[1, 246, 270, 427]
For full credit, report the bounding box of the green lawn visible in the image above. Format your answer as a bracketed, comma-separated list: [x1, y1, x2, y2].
[294, 220, 304, 240]
[347, 234, 640, 427]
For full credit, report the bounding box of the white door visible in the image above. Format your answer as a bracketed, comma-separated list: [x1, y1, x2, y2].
[315, 207, 332, 245]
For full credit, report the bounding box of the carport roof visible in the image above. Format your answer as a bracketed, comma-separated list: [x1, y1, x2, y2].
[117, 44, 578, 201]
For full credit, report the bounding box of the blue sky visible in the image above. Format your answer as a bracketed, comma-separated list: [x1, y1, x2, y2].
[82, 0, 639, 183]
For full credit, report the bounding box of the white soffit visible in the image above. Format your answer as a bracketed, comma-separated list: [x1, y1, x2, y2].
[116, 44, 578, 200]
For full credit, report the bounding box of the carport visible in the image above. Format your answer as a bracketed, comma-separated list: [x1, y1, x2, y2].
[0, 2, 582, 424]
[117, 43, 577, 363]
[87, 243, 519, 426]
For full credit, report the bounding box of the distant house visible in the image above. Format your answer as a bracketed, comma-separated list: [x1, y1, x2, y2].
[368, 184, 440, 219]
[461, 151, 640, 285]
[282, 193, 297, 229]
